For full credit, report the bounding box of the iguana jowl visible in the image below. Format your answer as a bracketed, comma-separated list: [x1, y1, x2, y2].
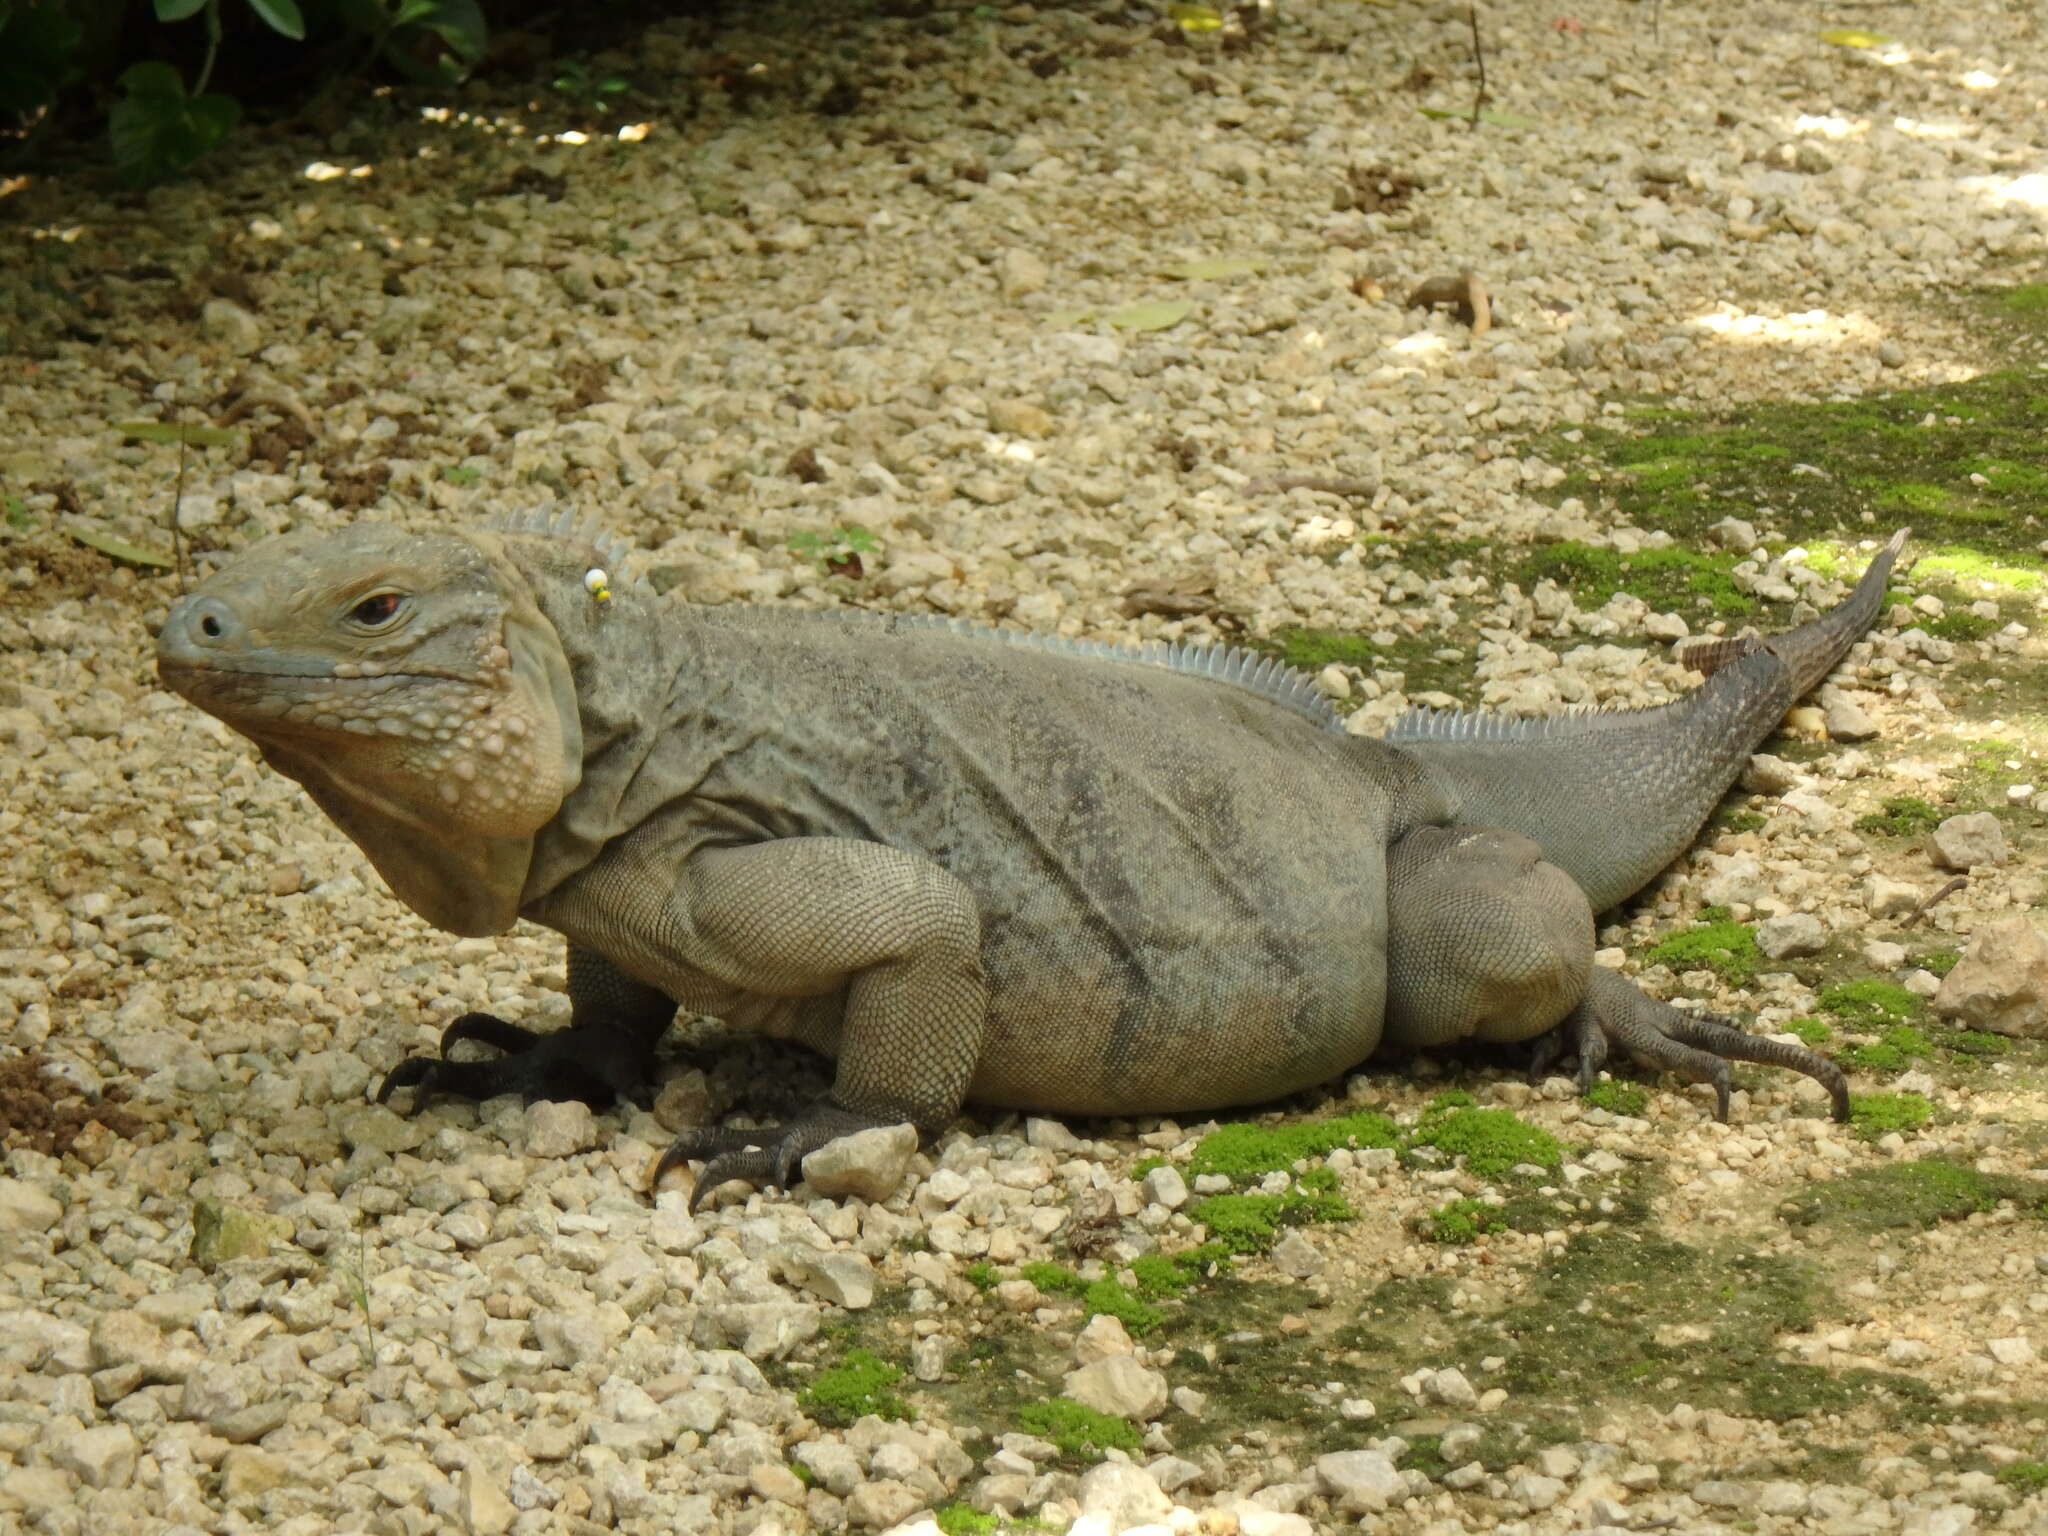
[156, 513, 1901, 1207]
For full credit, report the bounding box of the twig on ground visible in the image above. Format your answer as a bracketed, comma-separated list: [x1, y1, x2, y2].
[1467, 5, 1489, 124]
[1902, 877, 1967, 930]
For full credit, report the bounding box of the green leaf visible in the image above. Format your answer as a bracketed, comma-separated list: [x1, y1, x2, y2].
[1042, 307, 1096, 328]
[116, 420, 237, 447]
[1168, 2, 1223, 31]
[154, 0, 211, 20]
[1105, 299, 1194, 332]
[244, 0, 306, 39]
[385, 0, 487, 82]
[68, 523, 175, 569]
[1819, 27, 1894, 48]
[0, 1, 84, 113]
[1162, 256, 1264, 281]
[116, 60, 187, 102]
[109, 65, 241, 185]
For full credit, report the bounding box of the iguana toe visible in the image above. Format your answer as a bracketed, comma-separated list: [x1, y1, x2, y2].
[652, 1106, 901, 1212]
[374, 1015, 654, 1113]
[1571, 967, 1849, 1123]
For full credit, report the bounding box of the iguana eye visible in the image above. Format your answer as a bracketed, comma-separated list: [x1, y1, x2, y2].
[347, 592, 406, 628]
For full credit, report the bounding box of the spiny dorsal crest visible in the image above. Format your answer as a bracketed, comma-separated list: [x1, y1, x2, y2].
[485, 504, 644, 594]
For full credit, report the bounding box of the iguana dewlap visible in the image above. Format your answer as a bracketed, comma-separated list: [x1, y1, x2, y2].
[156, 513, 1902, 1206]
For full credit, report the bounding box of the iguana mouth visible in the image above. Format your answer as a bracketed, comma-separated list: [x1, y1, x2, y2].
[158, 658, 466, 683]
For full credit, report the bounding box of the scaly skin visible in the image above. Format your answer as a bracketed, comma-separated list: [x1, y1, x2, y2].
[157, 514, 1896, 1205]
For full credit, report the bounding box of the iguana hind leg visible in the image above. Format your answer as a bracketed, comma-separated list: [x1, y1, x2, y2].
[1383, 825, 1593, 1050]
[1385, 824, 1849, 1120]
[375, 945, 673, 1112]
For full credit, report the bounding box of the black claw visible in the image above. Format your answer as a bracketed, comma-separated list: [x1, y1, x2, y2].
[374, 1056, 440, 1108]
[689, 1147, 783, 1214]
[648, 1106, 903, 1210]
[440, 1012, 544, 1056]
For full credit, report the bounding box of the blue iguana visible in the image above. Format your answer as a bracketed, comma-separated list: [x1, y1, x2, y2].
[155, 512, 1901, 1206]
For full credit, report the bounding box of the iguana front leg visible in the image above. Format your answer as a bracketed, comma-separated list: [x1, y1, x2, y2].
[605, 838, 987, 1210]
[376, 945, 674, 1110]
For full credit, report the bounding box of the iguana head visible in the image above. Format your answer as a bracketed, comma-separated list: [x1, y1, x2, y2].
[156, 523, 582, 936]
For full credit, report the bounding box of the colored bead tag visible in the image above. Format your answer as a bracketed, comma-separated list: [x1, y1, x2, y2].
[584, 568, 612, 602]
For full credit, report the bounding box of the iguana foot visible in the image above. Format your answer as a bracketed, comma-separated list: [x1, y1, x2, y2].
[375, 1013, 654, 1113]
[650, 1105, 897, 1213]
[1558, 967, 1850, 1122]
[1526, 1002, 1608, 1090]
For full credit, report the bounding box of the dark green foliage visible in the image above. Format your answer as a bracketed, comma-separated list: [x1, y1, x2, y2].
[961, 1261, 999, 1293]
[799, 1349, 912, 1426]
[1998, 1462, 2048, 1492]
[4, 0, 489, 183]
[109, 60, 240, 185]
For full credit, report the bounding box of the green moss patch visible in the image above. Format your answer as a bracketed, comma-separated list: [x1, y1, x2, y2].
[1998, 1461, 2048, 1492]
[1130, 1253, 1196, 1297]
[1925, 611, 1997, 643]
[1586, 1080, 1650, 1118]
[1530, 371, 2048, 565]
[1854, 796, 1943, 837]
[1515, 541, 1753, 617]
[1839, 1026, 1933, 1074]
[1426, 1196, 1501, 1244]
[1188, 1189, 1353, 1255]
[1784, 1017, 1833, 1045]
[1409, 1105, 1563, 1178]
[1015, 1400, 1141, 1460]
[1780, 1157, 2048, 1230]
[1847, 1091, 1933, 1137]
[1186, 1110, 1399, 1181]
[1646, 918, 1763, 985]
[935, 1504, 1001, 1536]
[1819, 980, 1924, 1029]
[800, 1349, 912, 1425]
[1271, 627, 1379, 671]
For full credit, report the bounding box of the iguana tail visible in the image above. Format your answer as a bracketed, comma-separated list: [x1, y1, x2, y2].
[1385, 528, 1907, 912]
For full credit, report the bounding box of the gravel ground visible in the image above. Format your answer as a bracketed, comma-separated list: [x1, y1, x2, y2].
[4, 0, 2048, 1532]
